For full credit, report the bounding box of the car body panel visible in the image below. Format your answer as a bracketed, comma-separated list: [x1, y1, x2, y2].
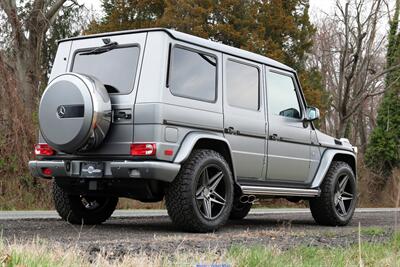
[264, 67, 314, 183]
[222, 54, 266, 180]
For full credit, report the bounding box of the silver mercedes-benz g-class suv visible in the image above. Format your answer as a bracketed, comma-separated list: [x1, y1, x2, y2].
[29, 28, 357, 232]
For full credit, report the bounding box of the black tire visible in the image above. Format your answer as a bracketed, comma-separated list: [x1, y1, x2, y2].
[53, 181, 118, 225]
[229, 196, 252, 220]
[165, 149, 234, 232]
[310, 161, 357, 226]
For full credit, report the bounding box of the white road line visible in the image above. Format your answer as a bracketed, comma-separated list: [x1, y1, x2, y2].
[0, 208, 398, 220]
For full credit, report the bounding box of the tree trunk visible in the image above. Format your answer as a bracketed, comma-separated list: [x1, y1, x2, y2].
[337, 118, 348, 138]
[15, 45, 41, 112]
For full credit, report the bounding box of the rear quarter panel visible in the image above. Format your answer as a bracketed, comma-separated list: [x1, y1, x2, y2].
[134, 33, 224, 161]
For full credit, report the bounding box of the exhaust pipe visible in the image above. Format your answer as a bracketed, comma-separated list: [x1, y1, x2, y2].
[248, 195, 256, 203]
[240, 195, 257, 204]
[239, 195, 249, 203]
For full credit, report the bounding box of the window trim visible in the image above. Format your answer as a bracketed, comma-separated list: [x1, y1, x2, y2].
[70, 44, 141, 95]
[226, 58, 261, 111]
[167, 44, 218, 103]
[266, 68, 305, 120]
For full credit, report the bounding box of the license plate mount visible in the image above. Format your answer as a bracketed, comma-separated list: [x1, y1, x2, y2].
[81, 162, 104, 178]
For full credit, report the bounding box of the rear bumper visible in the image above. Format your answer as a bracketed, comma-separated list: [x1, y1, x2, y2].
[28, 160, 180, 183]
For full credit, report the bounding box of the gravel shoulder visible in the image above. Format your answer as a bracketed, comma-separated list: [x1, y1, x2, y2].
[1, 209, 398, 260]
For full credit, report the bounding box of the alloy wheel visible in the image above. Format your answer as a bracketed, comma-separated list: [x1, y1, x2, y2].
[334, 174, 355, 216]
[195, 164, 227, 220]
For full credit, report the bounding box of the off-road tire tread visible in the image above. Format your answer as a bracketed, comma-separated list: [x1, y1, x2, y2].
[165, 149, 233, 232]
[309, 161, 355, 226]
[53, 181, 118, 225]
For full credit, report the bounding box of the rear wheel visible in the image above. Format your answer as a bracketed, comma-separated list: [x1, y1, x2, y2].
[53, 181, 118, 225]
[165, 149, 234, 232]
[310, 161, 357, 226]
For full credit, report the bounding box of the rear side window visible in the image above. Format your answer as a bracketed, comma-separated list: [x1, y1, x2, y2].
[72, 46, 140, 94]
[266, 71, 302, 119]
[226, 60, 259, 110]
[169, 47, 217, 102]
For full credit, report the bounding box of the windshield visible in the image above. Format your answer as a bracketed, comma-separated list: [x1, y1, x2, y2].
[72, 46, 140, 94]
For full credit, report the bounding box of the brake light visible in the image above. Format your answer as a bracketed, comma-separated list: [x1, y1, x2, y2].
[34, 144, 54, 156]
[130, 143, 156, 156]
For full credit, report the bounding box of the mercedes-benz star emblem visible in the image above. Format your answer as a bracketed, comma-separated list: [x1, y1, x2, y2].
[57, 105, 66, 118]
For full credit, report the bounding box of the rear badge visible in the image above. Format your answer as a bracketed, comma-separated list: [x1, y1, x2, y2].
[57, 105, 66, 118]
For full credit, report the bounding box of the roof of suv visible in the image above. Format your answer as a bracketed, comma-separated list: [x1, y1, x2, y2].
[59, 28, 294, 72]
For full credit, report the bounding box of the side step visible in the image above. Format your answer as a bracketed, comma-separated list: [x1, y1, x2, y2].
[241, 186, 320, 197]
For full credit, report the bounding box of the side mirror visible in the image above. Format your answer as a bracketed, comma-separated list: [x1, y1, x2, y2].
[305, 107, 320, 121]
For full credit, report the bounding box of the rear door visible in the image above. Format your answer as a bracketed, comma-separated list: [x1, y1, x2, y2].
[265, 67, 312, 184]
[64, 33, 147, 156]
[223, 55, 266, 180]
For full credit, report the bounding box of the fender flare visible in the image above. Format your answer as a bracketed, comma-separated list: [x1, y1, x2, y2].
[173, 132, 237, 181]
[311, 149, 357, 188]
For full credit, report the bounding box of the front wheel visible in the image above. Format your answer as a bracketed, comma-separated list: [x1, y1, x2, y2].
[165, 149, 234, 232]
[53, 181, 118, 225]
[310, 161, 357, 226]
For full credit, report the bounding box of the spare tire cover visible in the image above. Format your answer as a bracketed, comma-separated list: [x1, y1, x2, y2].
[39, 73, 111, 154]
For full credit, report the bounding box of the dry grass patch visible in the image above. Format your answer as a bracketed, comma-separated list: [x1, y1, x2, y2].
[1, 232, 399, 267]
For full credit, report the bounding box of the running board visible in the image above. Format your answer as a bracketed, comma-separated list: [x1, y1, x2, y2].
[240, 185, 320, 197]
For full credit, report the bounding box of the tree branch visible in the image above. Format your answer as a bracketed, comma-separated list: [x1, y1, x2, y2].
[45, 0, 67, 22]
[365, 63, 400, 88]
[0, 0, 26, 46]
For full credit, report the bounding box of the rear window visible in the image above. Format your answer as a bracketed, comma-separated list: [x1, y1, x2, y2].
[168, 47, 217, 102]
[72, 46, 140, 94]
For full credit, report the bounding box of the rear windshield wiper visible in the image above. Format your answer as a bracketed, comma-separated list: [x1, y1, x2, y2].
[80, 41, 119, 56]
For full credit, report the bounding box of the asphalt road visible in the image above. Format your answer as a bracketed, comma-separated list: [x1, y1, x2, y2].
[0, 208, 398, 259]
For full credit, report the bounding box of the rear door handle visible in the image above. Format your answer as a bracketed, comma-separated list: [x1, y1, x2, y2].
[224, 127, 235, 134]
[269, 134, 279, 140]
[112, 109, 132, 123]
[224, 127, 240, 135]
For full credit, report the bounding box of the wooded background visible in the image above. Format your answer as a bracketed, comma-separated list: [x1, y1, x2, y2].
[0, 0, 399, 209]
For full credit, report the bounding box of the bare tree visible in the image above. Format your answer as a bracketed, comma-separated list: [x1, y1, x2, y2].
[308, 0, 397, 148]
[0, 0, 80, 110]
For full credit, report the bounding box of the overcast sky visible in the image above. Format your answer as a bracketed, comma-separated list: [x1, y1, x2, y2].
[81, 0, 336, 21]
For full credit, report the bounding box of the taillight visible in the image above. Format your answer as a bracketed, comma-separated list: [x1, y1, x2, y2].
[34, 144, 54, 156]
[130, 143, 156, 156]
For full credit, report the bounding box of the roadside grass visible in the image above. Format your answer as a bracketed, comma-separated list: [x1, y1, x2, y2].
[228, 233, 400, 267]
[0, 176, 53, 210]
[360, 226, 386, 236]
[0, 233, 399, 266]
[0, 239, 86, 267]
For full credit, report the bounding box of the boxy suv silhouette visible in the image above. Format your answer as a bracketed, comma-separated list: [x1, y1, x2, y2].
[29, 28, 357, 232]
